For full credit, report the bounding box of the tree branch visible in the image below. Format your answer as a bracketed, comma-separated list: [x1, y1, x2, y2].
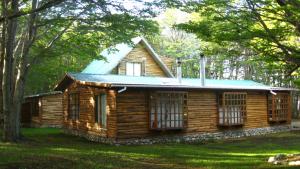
[0, 0, 64, 22]
[245, 0, 300, 65]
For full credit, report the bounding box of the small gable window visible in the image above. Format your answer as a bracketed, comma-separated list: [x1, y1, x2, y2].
[218, 92, 247, 126]
[126, 62, 141, 76]
[68, 93, 80, 120]
[94, 94, 107, 128]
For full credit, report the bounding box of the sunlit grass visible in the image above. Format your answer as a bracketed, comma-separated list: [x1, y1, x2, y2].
[0, 128, 299, 169]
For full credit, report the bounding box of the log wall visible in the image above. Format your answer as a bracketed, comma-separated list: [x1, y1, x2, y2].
[21, 93, 63, 127]
[63, 82, 117, 138]
[115, 89, 291, 139]
[40, 94, 63, 127]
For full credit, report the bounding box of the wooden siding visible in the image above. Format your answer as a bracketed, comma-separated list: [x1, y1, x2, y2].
[40, 94, 63, 127]
[21, 94, 63, 127]
[116, 89, 291, 139]
[116, 90, 149, 138]
[63, 82, 117, 138]
[186, 91, 218, 133]
[244, 92, 269, 128]
[112, 43, 168, 77]
[160, 56, 175, 74]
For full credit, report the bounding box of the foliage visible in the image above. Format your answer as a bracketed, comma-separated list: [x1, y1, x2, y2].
[25, 0, 160, 94]
[168, 0, 300, 86]
[0, 128, 300, 169]
[0, 0, 161, 141]
[147, 9, 202, 78]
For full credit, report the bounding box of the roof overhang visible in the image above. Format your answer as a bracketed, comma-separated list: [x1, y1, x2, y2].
[54, 73, 297, 92]
[25, 91, 62, 99]
[54, 73, 75, 91]
[54, 73, 112, 91]
[110, 84, 296, 91]
[139, 37, 174, 77]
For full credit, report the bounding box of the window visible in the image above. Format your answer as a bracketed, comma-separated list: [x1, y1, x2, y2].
[94, 94, 107, 128]
[126, 62, 141, 76]
[268, 93, 289, 122]
[150, 92, 188, 130]
[218, 92, 247, 126]
[68, 93, 79, 120]
[31, 98, 39, 117]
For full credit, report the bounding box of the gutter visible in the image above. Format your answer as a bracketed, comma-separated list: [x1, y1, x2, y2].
[110, 84, 277, 91]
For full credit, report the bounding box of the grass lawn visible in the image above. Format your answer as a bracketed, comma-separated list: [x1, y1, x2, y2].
[0, 128, 300, 169]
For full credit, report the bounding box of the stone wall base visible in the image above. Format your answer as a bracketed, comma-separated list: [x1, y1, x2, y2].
[64, 125, 291, 145]
[64, 129, 115, 144]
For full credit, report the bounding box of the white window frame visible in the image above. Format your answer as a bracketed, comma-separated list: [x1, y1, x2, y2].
[126, 62, 141, 76]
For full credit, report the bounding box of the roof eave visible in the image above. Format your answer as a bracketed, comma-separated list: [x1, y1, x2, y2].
[110, 84, 274, 91]
[140, 37, 174, 78]
[25, 91, 62, 99]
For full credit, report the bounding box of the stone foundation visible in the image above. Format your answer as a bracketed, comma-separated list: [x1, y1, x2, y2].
[64, 125, 291, 145]
[64, 129, 115, 144]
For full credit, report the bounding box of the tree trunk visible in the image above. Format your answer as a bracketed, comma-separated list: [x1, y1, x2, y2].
[0, 11, 4, 128]
[0, 51, 3, 128]
[2, 0, 20, 142]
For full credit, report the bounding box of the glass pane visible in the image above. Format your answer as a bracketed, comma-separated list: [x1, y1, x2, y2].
[134, 63, 141, 76]
[101, 94, 107, 128]
[126, 62, 134, 76]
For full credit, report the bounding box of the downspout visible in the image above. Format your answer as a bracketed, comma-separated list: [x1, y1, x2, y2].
[270, 90, 277, 95]
[118, 86, 127, 93]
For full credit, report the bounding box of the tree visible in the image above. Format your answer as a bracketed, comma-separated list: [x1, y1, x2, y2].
[0, 0, 159, 142]
[174, 0, 300, 84]
[148, 9, 202, 78]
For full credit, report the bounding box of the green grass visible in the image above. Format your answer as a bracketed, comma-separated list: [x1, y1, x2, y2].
[0, 128, 300, 169]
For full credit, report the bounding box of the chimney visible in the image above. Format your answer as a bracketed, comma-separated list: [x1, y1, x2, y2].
[176, 57, 182, 84]
[200, 53, 206, 86]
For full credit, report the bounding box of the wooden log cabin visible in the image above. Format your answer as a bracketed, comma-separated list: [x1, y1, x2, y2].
[21, 91, 63, 128]
[55, 37, 294, 144]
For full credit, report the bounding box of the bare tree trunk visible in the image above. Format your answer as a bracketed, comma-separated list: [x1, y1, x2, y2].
[0, 7, 4, 127]
[0, 0, 61, 141]
[0, 59, 3, 128]
[2, 0, 20, 141]
[14, 0, 38, 137]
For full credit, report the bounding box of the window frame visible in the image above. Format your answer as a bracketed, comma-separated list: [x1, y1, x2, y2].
[94, 93, 107, 129]
[68, 92, 80, 121]
[217, 92, 247, 126]
[149, 91, 188, 130]
[267, 93, 290, 122]
[125, 62, 142, 76]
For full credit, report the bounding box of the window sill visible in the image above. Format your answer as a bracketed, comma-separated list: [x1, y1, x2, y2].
[95, 127, 107, 131]
[268, 119, 288, 123]
[94, 124, 107, 131]
[150, 127, 186, 131]
[218, 123, 244, 127]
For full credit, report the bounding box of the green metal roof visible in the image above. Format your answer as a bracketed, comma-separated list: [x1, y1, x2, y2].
[61, 73, 292, 91]
[82, 37, 173, 77]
